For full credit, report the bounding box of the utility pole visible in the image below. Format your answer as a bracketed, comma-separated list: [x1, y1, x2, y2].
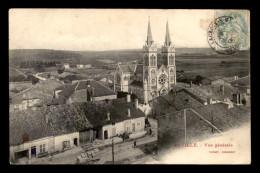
[112, 138, 114, 164]
[211, 109, 214, 134]
[184, 109, 187, 143]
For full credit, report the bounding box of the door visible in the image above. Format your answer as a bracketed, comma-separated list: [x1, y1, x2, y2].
[74, 138, 78, 146]
[132, 123, 135, 132]
[104, 130, 108, 139]
[31, 146, 36, 158]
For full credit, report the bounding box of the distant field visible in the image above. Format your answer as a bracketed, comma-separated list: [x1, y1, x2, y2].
[9, 49, 250, 82]
[98, 59, 115, 64]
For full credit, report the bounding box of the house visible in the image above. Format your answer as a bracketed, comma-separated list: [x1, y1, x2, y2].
[82, 97, 146, 141]
[63, 63, 70, 69]
[77, 64, 84, 68]
[53, 85, 67, 98]
[149, 89, 203, 118]
[10, 79, 65, 112]
[201, 76, 239, 85]
[58, 80, 117, 104]
[84, 64, 92, 68]
[231, 75, 250, 94]
[9, 104, 93, 163]
[69, 64, 77, 68]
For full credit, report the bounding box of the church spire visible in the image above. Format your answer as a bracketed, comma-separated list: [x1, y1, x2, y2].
[165, 19, 171, 46]
[146, 16, 153, 46]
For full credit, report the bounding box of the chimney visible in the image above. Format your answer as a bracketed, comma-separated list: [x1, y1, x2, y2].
[87, 80, 91, 87]
[127, 94, 131, 103]
[107, 112, 110, 120]
[135, 99, 138, 109]
[128, 109, 131, 117]
[219, 85, 224, 95]
[45, 114, 49, 124]
[233, 93, 239, 104]
[207, 97, 212, 105]
[190, 81, 192, 88]
[92, 88, 95, 97]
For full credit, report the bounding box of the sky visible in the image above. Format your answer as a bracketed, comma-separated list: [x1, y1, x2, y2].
[9, 9, 216, 51]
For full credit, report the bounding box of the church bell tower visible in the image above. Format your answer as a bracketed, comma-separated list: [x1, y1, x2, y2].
[161, 20, 176, 89]
[143, 17, 158, 102]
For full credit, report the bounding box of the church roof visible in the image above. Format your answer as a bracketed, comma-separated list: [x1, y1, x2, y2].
[165, 20, 172, 46]
[119, 64, 136, 73]
[146, 18, 154, 46]
[130, 80, 143, 88]
[135, 65, 143, 74]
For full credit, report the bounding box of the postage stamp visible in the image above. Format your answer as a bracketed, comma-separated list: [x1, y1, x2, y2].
[207, 10, 249, 54]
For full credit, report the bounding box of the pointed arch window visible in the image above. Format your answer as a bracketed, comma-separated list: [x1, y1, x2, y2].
[170, 69, 174, 76]
[169, 55, 174, 65]
[163, 55, 168, 65]
[150, 55, 156, 66]
[144, 55, 149, 66]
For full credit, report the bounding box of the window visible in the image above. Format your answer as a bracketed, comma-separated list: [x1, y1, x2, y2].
[169, 55, 174, 65]
[150, 55, 156, 66]
[40, 144, 46, 153]
[14, 104, 19, 110]
[137, 122, 141, 126]
[158, 74, 167, 85]
[151, 78, 155, 84]
[170, 69, 174, 76]
[63, 140, 70, 149]
[126, 126, 131, 131]
[144, 55, 149, 66]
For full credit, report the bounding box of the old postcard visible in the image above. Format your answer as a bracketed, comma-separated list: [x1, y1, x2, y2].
[9, 9, 250, 164]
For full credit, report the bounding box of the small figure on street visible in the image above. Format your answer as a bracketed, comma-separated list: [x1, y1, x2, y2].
[149, 128, 152, 135]
[133, 141, 137, 148]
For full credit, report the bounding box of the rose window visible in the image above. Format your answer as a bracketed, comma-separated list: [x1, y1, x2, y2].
[158, 74, 167, 85]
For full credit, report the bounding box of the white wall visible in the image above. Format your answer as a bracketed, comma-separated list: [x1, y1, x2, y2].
[101, 116, 145, 140]
[54, 132, 79, 151]
[10, 132, 79, 161]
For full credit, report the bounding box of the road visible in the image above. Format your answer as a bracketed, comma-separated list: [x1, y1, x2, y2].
[10, 66, 46, 81]
[34, 73, 46, 81]
[10, 67, 27, 77]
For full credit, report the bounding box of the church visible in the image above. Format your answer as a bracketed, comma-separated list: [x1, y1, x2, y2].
[114, 19, 177, 104]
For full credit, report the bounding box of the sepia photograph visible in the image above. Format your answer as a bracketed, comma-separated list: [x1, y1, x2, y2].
[9, 9, 250, 164]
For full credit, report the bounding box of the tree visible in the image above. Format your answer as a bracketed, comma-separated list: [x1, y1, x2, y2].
[195, 75, 204, 84]
[57, 64, 65, 74]
[31, 76, 39, 85]
[34, 64, 45, 73]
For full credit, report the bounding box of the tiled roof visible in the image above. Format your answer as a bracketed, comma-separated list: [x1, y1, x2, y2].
[85, 100, 146, 127]
[150, 90, 203, 116]
[135, 65, 143, 74]
[9, 104, 93, 146]
[130, 80, 143, 88]
[119, 64, 136, 73]
[11, 79, 64, 104]
[58, 80, 116, 99]
[231, 76, 250, 86]
[159, 103, 250, 146]
[192, 103, 250, 131]
[197, 83, 241, 100]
